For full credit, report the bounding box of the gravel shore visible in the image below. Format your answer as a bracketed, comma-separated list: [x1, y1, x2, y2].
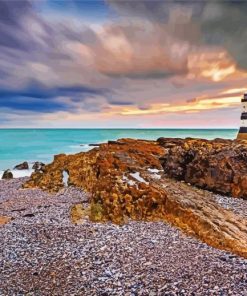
[0, 178, 247, 296]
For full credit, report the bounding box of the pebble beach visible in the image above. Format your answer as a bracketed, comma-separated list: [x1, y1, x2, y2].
[0, 178, 247, 295]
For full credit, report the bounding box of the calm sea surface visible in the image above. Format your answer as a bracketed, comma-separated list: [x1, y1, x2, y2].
[0, 129, 238, 172]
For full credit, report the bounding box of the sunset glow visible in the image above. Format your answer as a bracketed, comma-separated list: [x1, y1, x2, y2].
[120, 95, 241, 116]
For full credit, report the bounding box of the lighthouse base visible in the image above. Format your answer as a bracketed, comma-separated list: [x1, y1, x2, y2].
[237, 127, 247, 140]
[237, 133, 247, 140]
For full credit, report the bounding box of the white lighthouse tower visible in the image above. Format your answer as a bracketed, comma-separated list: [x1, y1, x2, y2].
[237, 93, 247, 140]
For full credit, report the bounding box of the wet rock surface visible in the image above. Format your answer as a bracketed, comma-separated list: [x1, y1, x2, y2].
[1, 178, 247, 295]
[24, 138, 247, 258]
[14, 161, 29, 170]
[2, 169, 13, 180]
[32, 161, 45, 172]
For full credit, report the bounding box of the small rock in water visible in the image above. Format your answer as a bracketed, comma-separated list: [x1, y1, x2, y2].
[14, 161, 29, 170]
[32, 161, 45, 172]
[89, 143, 101, 147]
[2, 169, 13, 179]
[108, 140, 125, 145]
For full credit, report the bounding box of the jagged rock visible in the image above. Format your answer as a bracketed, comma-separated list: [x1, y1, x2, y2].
[32, 161, 45, 172]
[157, 137, 247, 199]
[2, 169, 13, 179]
[23, 138, 247, 258]
[14, 161, 29, 170]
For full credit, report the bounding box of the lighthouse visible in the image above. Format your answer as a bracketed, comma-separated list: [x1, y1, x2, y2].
[237, 93, 247, 140]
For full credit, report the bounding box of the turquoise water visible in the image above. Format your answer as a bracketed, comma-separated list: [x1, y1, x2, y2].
[0, 129, 238, 171]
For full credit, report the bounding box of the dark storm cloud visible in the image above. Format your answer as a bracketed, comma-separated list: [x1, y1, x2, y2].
[0, 80, 107, 112]
[108, 0, 247, 71]
[0, 0, 35, 50]
[108, 100, 134, 106]
[0, 0, 32, 26]
[200, 1, 247, 69]
[0, 97, 66, 113]
[0, 83, 106, 99]
[107, 0, 204, 22]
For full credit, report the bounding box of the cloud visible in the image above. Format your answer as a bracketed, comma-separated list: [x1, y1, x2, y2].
[200, 1, 247, 69]
[0, 0, 245, 127]
[109, 0, 247, 71]
[0, 79, 108, 113]
[118, 94, 240, 117]
[93, 22, 191, 78]
[107, 0, 204, 23]
[0, 0, 114, 115]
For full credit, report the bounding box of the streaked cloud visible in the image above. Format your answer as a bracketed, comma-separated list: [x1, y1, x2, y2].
[0, 0, 246, 127]
[119, 94, 241, 116]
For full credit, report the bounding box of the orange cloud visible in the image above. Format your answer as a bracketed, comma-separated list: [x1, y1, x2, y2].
[187, 49, 241, 82]
[119, 95, 240, 116]
[221, 88, 247, 95]
[93, 23, 190, 78]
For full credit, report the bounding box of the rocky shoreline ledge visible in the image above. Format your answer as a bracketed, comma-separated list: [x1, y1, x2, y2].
[23, 137, 247, 257]
[1, 137, 247, 295]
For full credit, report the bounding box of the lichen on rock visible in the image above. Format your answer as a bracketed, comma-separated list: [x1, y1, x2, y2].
[70, 204, 88, 224]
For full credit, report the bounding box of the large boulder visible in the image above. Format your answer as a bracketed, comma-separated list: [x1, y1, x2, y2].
[158, 137, 247, 199]
[2, 169, 13, 179]
[14, 161, 29, 170]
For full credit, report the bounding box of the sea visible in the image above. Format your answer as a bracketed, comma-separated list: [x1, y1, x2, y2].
[0, 129, 238, 178]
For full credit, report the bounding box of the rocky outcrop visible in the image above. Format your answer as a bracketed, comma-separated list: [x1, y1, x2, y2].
[23, 138, 247, 258]
[158, 137, 247, 199]
[2, 170, 13, 179]
[14, 161, 29, 170]
[32, 161, 45, 172]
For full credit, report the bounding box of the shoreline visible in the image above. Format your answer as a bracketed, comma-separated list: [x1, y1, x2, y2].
[0, 129, 238, 173]
[0, 169, 34, 179]
[1, 136, 247, 294]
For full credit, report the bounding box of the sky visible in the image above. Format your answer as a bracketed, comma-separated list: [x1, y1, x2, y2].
[0, 0, 246, 128]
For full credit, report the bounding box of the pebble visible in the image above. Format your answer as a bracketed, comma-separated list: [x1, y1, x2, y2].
[0, 178, 247, 295]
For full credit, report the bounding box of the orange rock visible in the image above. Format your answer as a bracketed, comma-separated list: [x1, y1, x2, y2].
[24, 138, 247, 258]
[70, 204, 88, 224]
[0, 216, 12, 226]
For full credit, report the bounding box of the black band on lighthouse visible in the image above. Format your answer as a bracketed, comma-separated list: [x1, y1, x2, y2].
[239, 127, 247, 133]
[241, 113, 247, 120]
